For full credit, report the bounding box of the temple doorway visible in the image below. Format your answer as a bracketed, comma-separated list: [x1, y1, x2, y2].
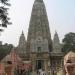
[36, 60, 44, 70]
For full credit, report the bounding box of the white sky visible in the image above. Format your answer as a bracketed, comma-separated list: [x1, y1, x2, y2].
[0, 0, 75, 46]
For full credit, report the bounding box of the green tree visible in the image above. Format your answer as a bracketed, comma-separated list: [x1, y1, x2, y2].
[62, 32, 75, 53]
[0, 0, 11, 32]
[0, 43, 13, 60]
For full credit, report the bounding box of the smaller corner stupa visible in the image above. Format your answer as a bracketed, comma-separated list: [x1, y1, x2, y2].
[53, 31, 62, 53]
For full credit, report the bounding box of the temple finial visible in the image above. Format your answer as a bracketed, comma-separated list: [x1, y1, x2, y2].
[36, 0, 43, 1]
[21, 30, 24, 35]
[55, 30, 58, 35]
[53, 31, 60, 47]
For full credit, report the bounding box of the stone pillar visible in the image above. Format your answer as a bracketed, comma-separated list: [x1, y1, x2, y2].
[32, 60, 36, 75]
[44, 59, 48, 75]
[47, 59, 51, 75]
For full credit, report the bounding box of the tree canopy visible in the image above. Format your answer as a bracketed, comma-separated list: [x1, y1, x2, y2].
[0, 0, 11, 32]
[0, 43, 13, 60]
[62, 32, 75, 53]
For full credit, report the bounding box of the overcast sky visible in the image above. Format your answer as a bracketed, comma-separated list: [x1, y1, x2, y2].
[0, 0, 75, 46]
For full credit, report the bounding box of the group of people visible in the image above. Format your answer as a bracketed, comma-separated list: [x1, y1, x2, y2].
[37, 69, 46, 75]
[14, 51, 75, 75]
[14, 62, 32, 75]
[37, 51, 75, 75]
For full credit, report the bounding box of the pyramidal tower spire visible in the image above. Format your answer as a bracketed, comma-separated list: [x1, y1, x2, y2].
[53, 31, 61, 52]
[27, 0, 52, 52]
[18, 31, 26, 47]
[16, 31, 27, 59]
[35, 0, 43, 2]
[21, 30, 24, 36]
[53, 31, 60, 44]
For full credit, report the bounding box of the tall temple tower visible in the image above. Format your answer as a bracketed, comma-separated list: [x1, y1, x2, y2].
[26, 0, 52, 75]
[27, 0, 52, 53]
